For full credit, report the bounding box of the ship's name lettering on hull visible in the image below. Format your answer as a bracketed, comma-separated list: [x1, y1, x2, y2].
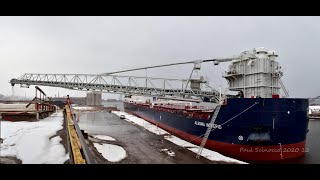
[194, 121, 219, 128]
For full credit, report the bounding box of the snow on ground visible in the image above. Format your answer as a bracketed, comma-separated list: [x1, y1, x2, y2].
[164, 135, 245, 164]
[93, 143, 127, 162]
[72, 106, 95, 111]
[93, 135, 116, 141]
[309, 106, 320, 114]
[112, 111, 247, 164]
[112, 111, 169, 135]
[0, 112, 69, 164]
[160, 148, 176, 157]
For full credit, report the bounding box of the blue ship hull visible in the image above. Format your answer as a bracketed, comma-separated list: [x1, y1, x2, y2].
[124, 98, 309, 161]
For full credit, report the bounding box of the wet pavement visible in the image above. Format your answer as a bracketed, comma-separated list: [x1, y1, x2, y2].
[0, 157, 22, 164]
[77, 111, 227, 164]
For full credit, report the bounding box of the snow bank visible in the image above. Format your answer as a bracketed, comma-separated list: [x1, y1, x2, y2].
[0, 112, 69, 164]
[93, 143, 126, 162]
[112, 111, 246, 164]
[164, 135, 245, 164]
[93, 135, 116, 141]
[309, 106, 320, 114]
[112, 111, 169, 135]
[72, 106, 95, 111]
[160, 148, 175, 157]
[310, 106, 320, 110]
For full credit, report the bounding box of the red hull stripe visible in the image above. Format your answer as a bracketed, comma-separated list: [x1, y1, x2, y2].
[125, 110, 306, 161]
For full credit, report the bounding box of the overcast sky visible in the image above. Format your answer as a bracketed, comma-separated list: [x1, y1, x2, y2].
[0, 16, 319, 99]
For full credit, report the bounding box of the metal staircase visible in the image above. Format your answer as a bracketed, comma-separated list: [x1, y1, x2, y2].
[279, 79, 289, 97]
[196, 104, 221, 159]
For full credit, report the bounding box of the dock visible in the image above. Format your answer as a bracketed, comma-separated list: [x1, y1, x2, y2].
[64, 99, 94, 164]
[0, 86, 57, 121]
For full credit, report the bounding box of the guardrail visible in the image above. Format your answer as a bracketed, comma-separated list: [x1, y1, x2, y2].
[65, 104, 94, 164]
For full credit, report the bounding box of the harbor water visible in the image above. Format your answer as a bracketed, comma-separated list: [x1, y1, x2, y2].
[277, 119, 320, 164]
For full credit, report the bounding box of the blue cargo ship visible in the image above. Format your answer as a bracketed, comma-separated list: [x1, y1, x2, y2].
[124, 48, 310, 161]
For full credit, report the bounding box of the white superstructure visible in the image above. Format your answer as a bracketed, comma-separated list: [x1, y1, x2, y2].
[223, 47, 283, 98]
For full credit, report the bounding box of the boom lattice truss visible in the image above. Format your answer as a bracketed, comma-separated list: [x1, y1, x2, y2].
[10, 73, 220, 101]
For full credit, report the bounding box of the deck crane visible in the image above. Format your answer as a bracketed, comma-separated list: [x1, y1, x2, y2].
[10, 57, 237, 103]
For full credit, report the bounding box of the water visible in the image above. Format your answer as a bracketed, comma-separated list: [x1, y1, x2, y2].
[102, 101, 124, 111]
[102, 101, 320, 164]
[302, 120, 320, 163]
[278, 119, 320, 164]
